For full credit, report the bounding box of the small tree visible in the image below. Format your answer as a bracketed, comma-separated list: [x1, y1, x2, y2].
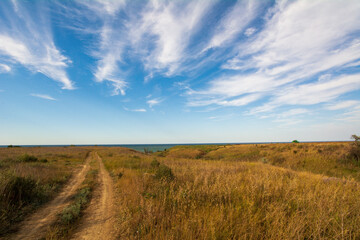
[348, 134, 360, 162]
[292, 140, 299, 143]
[351, 134, 360, 142]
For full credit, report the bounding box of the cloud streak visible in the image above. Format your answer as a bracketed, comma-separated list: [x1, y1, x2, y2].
[0, 63, 11, 73]
[188, 0, 360, 114]
[30, 93, 57, 101]
[0, 0, 73, 89]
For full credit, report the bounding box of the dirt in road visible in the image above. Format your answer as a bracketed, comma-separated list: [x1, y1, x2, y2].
[7, 153, 92, 240]
[71, 152, 117, 240]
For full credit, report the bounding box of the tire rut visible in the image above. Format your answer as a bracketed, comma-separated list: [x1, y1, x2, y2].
[7, 153, 93, 240]
[71, 152, 116, 240]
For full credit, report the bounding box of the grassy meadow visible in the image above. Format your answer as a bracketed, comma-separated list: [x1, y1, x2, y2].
[98, 141, 360, 239]
[0, 146, 90, 235]
[1, 141, 360, 239]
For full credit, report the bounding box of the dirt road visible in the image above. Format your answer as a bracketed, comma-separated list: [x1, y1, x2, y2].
[71, 152, 116, 240]
[9, 153, 92, 240]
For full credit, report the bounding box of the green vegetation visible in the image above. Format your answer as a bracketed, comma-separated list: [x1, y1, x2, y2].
[154, 164, 174, 181]
[0, 147, 89, 236]
[45, 168, 98, 239]
[17, 153, 39, 162]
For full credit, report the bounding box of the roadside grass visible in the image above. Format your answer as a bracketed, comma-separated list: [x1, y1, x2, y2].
[0, 147, 89, 236]
[97, 142, 360, 239]
[44, 158, 98, 240]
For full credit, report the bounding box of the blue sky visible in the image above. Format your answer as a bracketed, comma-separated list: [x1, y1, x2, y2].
[0, 0, 360, 145]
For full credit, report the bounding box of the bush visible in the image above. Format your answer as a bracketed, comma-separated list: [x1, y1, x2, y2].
[151, 159, 160, 168]
[1, 175, 38, 206]
[144, 148, 153, 154]
[155, 165, 174, 181]
[60, 187, 91, 225]
[292, 140, 299, 143]
[17, 154, 38, 162]
[348, 135, 360, 162]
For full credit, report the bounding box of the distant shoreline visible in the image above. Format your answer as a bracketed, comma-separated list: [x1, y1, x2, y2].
[0, 141, 352, 147]
[0, 140, 352, 153]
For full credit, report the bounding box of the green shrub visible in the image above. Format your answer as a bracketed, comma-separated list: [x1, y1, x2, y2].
[155, 165, 174, 181]
[151, 159, 160, 168]
[1, 175, 38, 206]
[348, 134, 360, 162]
[17, 154, 38, 162]
[60, 187, 91, 225]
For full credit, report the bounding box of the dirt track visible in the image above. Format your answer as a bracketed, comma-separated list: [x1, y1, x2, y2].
[8, 153, 92, 240]
[7, 152, 116, 240]
[71, 152, 116, 240]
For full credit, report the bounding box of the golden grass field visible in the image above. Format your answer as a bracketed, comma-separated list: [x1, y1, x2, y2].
[1, 141, 360, 239]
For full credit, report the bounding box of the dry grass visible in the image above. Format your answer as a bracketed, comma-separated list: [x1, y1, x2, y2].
[0, 147, 90, 236]
[44, 157, 98, 240]
[2, 143, 360, 239]
[98, 142, 360, 239]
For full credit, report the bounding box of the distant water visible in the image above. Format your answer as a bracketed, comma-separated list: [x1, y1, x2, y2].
[0, 141, 346, 153]
[0, 143, 228, 152]
[0, 144, 178, 152]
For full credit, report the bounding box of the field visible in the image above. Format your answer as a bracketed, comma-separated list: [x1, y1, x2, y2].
[1, 141, 360, 239]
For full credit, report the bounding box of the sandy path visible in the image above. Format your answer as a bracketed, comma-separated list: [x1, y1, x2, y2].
[8, 153, 92, 240]
[71, 152, 116, 240]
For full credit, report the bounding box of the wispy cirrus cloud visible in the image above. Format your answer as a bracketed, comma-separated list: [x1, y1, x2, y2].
[0, 63, 11, 73]
[30, 93, 57, 101]
[124, 107, 146, 112]
[250, 73, 360, 114]
[138, 0, 215, 74]
[147, 98, 163, 108]
[205, 0, 260, 50]
[68, 0, 216, 94]
[0, 0, 73, 89]
[326, 100, 360, 111]
[189, 0, 360, 113]
[70, 0, 127, 95]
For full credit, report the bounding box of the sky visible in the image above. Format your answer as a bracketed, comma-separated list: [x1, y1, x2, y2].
[0, 0, 360, 145]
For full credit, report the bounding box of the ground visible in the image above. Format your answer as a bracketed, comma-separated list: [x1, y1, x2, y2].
[1, 142, 360, 239]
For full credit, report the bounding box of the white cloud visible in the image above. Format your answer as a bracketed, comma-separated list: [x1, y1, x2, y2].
[132, 108, 147, 112]
[147, 98, 163, 108]
[206, 0, 260, 49]
[69, 0, 127, 95]
[227, 0, 360, 76]
[251, 74, 360, 114]
[276, 108, 309, 118]
[79, 0, 125, 16]
[244, 27, 256, 37]
[74, 0, 216, 95]
[189, 0, 360, 112]
[30, 93, 57, 101]
[124, 107, 146, 112]
[0, 63, 11, 73]
[188, 93, 261, 107]
[0, 1, 73, 89]
[138, 0, 215, 74]
[326, 100, 360, 110]
[92, 22, 127, 96]
[336, 109, 360, 122]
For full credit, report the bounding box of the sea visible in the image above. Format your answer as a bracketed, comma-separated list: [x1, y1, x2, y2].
[1, 143, 225, 153]
[0, 141, 346, 153]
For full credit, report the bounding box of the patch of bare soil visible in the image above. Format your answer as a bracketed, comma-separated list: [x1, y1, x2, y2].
[71, 152, 116, 240]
